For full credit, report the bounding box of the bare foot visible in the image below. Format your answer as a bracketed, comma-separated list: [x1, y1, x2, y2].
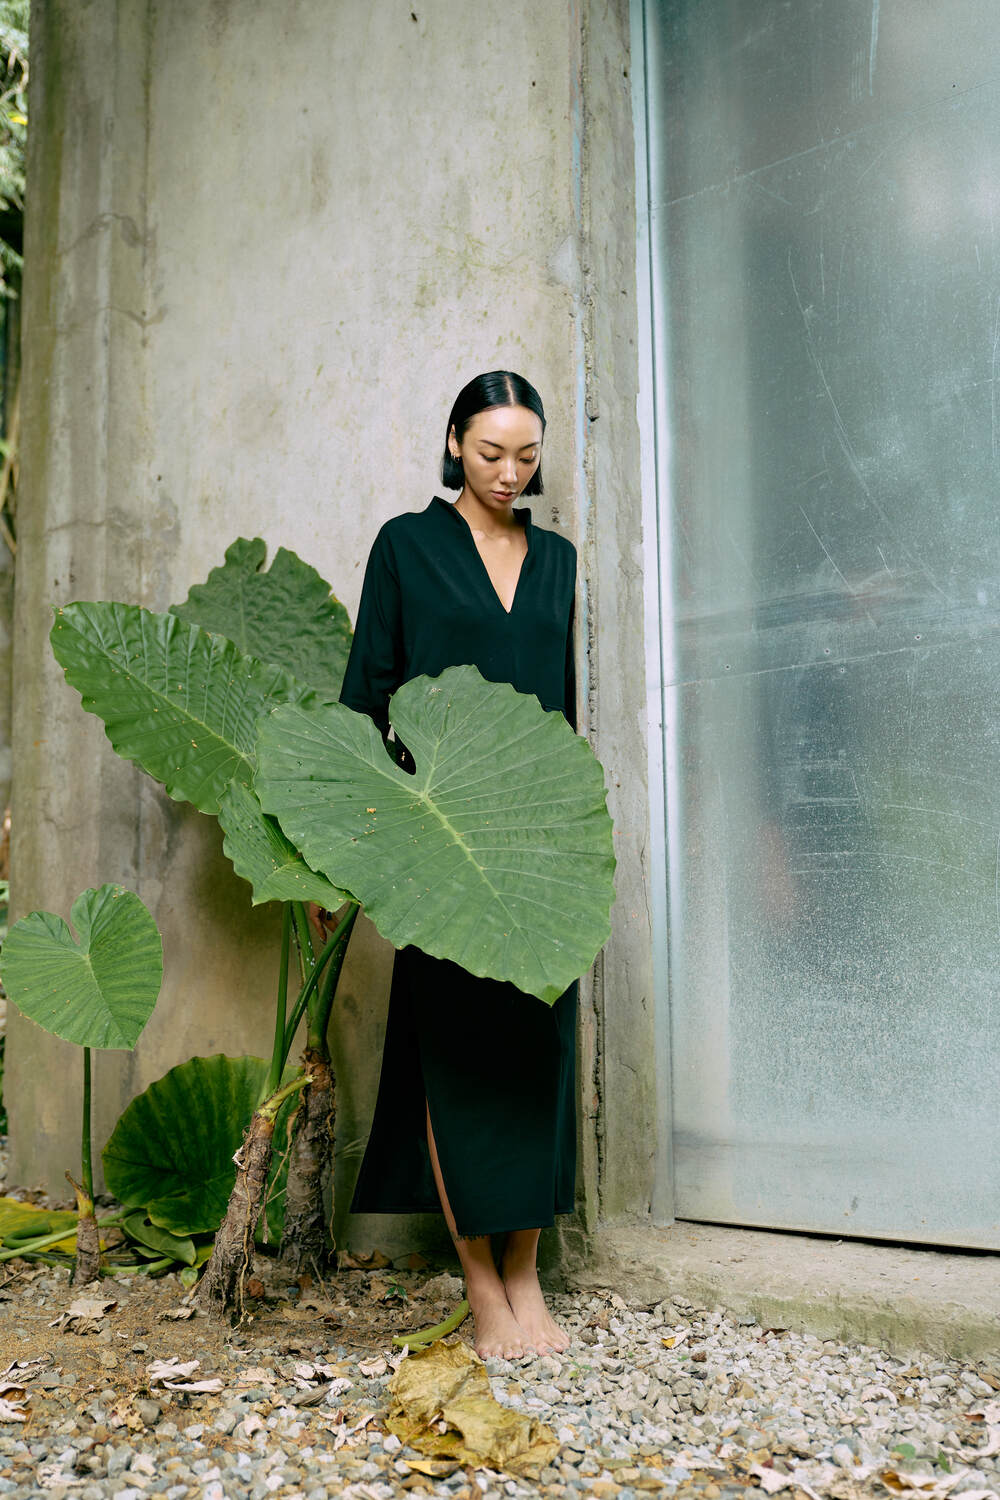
[501, 1261, 571, 1355]
[467, 1284, 529, 1360]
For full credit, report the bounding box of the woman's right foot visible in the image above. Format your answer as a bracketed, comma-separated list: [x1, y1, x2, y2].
[467, 1284, 528, 1360]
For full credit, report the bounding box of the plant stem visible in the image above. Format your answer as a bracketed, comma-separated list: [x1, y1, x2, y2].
[81, 1047, 94, 1203]
[391, 1298, 470, 1348]
[0, 1209, 130, 1264]
[103, 1256, 174, 1276]
[259, 1070, 312, 1122]
[265, 905, 293, 1099]
[281, 902, 359, 1066]
[1, 1224, 84, 1263]
[306, 904, 359, 1051]
[291, 901, 316, 988]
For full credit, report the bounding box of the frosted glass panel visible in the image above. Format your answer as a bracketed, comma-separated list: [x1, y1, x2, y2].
[648, 0, 1000, 1245]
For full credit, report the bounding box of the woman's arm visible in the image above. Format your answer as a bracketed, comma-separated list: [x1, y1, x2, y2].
[339, 526, 404, 738]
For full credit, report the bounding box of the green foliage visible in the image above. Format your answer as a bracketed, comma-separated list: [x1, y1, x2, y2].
[218, 779, 347, 908]
[50, 601, 315, 816]
[171, 536, 352, 698]
[0, 1196, 77, 1249]
[103, 1054, 296, 1237]
[0, 877, 8, 1134]
[0, 0, 27, 300]
[255, 665, 616, 1005]
[0, 884, 162, 1049]
[121, 1211, 197, 1266]
[42, 536, 615, 1299]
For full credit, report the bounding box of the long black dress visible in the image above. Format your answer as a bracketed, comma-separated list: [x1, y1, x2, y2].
[340, 496, 578, 1238]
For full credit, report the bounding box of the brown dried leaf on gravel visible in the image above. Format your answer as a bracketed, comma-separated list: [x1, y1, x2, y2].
[147, 1356, 223, 1393]
[386, 1338, 559, 1480]
[48, 1294, 117, 1332]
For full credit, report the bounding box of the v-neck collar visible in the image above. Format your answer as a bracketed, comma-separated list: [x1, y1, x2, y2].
[432, 495, 532, 615]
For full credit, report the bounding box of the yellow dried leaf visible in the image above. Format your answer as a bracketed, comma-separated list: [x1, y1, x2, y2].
[387, 1339, 559, 1480]
[404, 1457, 462, 1477]
[0, 1196, 79, 1254]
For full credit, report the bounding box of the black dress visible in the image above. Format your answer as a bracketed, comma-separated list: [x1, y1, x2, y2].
[340, 496, 578, 1238]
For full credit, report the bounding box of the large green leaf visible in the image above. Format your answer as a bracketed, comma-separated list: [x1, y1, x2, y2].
[121, 1211, 197, 1266]
[255, 665, 616, 1005]
[103, 1054, 296, 1237]
[170, 537, 353, 697]
[218, 778, 348, 908]
[0, 885, 162, 1050]
[50, 601, 314, 815]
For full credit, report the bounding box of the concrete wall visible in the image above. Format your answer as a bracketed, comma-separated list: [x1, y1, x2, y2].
[9, 0, 655, 1248]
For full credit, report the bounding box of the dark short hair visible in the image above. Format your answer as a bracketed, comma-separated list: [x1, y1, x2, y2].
[441, 370, 546, 495]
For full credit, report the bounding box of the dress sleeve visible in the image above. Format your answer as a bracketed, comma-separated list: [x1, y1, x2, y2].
[339, 527, 404, 737]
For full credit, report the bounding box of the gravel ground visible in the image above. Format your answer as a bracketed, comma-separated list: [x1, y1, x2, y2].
[2, 1256, 999, 1500]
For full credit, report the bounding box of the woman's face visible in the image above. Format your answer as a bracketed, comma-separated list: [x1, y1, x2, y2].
[450, 404, 543, 514]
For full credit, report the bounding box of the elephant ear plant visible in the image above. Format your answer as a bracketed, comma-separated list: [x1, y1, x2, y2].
[0, 885, 165, 1283]
[48, 538, 616, 1321]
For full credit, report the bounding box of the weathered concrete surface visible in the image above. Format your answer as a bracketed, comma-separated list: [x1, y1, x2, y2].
[574, 1219, 1000, 1361]
[9, 0, 653, 1245]
[577, 0, 655, 1227]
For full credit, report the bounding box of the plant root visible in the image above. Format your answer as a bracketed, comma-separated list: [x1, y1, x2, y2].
[195, 1110, 276, 1323]
[279, 1047, 335, 1273]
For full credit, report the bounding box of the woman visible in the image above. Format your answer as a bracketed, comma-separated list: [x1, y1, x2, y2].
[336, 371, 578, 1360]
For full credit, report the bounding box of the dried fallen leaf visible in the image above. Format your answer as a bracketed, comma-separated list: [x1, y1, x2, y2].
[0, 1398, 28, 1423]
[662, 1329, 690, 1349]
[158, 1305, 197, 1321]
[237, 1366, 276, 1386]
[48, 1294, 119, 1334]
[952, 1427, 1000, 1461]
[290, 1377, 352, 1409]
[387, 1339, 558, 1479]
[146, 1356, 223, 1393]
[970, 1400, 1000, 1424]
[339, 1248, 393, 1270]
[38, 1462, 82, 1489]
[1, 1358, 49, 1383]
[404, 1457, 461, 1478]
[395, 1251, 432, 1271]
[880, 1469, 967, 1494]
[749, 1464, 822, 1500]
[358, 1357, 388, 1378]
[68, 1295, 117, 1319]
[860, 1383, 898, 1405]
[148, 1358, 201, 1384]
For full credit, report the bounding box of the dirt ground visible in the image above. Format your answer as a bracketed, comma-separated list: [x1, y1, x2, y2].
[1, 1248, 463, 1431]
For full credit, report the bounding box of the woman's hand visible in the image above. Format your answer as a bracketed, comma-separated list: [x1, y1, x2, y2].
[307, 902, 336, 943]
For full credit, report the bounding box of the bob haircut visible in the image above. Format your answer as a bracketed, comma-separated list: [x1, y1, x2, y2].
[441, 370, 546, 495]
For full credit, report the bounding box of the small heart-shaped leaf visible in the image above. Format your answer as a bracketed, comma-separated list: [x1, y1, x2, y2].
[0, 885, 162, 1050]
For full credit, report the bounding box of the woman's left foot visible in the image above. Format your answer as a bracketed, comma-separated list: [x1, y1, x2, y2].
[501, 1261, 571, 1355]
